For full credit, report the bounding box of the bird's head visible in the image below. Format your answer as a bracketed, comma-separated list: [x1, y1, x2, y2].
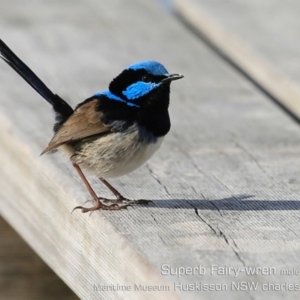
[108, 60, 183, 108]
[93, 61, 183, 137]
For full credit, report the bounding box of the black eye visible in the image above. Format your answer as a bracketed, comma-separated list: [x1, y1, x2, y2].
[141, 75, 151, 82]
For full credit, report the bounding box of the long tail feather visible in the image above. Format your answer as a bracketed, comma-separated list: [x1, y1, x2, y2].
[0, 40, 73, 131]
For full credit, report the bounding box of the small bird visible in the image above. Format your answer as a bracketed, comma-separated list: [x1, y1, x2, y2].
[0, 40, 183, 212]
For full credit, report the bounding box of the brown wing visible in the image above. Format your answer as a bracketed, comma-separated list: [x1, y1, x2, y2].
[41, 98, 110, 154]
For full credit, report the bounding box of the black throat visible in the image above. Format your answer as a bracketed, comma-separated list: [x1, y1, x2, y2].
[93, 83, 171, 138]
[136, 84, 171, 137]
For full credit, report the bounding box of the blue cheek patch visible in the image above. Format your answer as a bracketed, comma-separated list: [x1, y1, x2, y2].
[122, 81, 160, 100]
[94, 90, 140, 107]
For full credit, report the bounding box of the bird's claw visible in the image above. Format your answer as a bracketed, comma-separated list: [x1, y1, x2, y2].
[72, 198, 152, 213]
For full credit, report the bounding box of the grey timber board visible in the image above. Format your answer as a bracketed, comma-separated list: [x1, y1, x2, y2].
[0, 0, 299, 299]
[0, 216, 78, 299]
[175, 0, 300, 119]
[177, 0, 300, 85]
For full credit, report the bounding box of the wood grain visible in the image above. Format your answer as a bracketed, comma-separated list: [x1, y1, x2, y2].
[175, 0, 300, 120]
[0, 0, 300, 299]
[0, 216, 78, 300]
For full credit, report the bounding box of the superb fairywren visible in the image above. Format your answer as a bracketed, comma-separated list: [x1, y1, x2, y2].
[0, 40, 183, 212]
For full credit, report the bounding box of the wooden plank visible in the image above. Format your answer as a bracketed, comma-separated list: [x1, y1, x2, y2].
[0, 0, 300, 299]
[175, 0, 300, 120]
[0, 216, 78, 300]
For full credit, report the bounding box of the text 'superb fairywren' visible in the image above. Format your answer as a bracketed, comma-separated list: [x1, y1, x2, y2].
[0, 40, 183, 213]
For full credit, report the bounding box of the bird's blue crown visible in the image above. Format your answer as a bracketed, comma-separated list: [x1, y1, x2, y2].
[127, 60, 168, 76]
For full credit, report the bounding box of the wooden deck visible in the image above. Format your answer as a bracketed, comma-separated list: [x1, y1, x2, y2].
[176, 0, 300, 119]
[0, 217, 78, 299]
[1, 0, 300, 299]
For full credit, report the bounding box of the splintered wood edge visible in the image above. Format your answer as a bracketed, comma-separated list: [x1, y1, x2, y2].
[175, 0, 300, 120]
[0, 113, 181, 300]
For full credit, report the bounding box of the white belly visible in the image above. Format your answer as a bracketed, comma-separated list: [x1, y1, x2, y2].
[70, 124, 164, 178]
[103, 136, 163, 178]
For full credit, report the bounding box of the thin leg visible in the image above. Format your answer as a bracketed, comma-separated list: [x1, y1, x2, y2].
[99, 177, 153, 206]
[99, 178, 125, 200]
[72, 163, 120, 212]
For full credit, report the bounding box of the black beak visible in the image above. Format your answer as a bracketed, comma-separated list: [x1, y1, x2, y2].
[161, 73, 184, 83]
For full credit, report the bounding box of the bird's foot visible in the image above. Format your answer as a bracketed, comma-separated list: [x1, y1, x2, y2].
[72, 197, 152, 213]
[101, 197, 153, 206]
[72, 201, 121, 213]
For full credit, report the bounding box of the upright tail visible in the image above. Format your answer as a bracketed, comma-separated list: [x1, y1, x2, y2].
[0, 40, 74, 132]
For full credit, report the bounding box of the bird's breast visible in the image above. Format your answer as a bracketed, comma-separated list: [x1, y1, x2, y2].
[71, 123, 164, 178]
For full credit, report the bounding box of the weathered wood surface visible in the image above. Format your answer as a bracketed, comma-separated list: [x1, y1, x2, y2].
[0, 216, 78, 300]
[176, 0, 300, 120]
[0, 0, 300, 299]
